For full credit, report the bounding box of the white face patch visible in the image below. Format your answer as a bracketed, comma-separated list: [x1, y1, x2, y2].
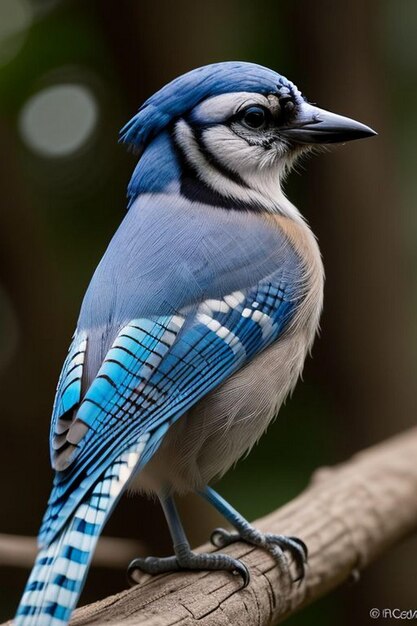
[174, 89, 306, 221]
[190, 91, 297, 185]
[174, 118, 303, 220]
[191, 92, 279, 125]
[201, 124, 285, 173]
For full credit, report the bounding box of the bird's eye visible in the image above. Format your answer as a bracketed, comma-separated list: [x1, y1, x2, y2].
[240, 106, 268, 130]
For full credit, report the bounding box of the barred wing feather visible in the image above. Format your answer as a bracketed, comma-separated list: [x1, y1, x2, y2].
[40, 275, 297, 547]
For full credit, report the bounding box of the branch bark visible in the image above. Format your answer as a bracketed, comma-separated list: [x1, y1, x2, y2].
[6, 427, 417, 625]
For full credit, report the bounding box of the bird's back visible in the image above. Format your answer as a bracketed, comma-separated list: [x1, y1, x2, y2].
[77, 192, 307, 387]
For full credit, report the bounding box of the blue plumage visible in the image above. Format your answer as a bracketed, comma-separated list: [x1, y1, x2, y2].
[49, 333, 87, 464]
[126, 131, 181, 204]
[16, 440, 150, 626]
[119, 61, 303, 151]
[15, 60, 374, 625]
[77, 194, 298, 333]
[41, 253, 300, 546]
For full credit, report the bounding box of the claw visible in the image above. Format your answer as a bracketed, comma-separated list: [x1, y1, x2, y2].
[127, 558, 143, 586]
[288, 536, 308, 561]
[232, 559, 251, 588]
[129, 525, 306, 588]
[281, 537, 308, 582]
[210, 527, 308, 584]
[127, 554, 179, 585]
[263, 533, 308, 582]
[210, 527, 240, 548]
[210, 528, 227, 548]
[127, 550, 250, 588]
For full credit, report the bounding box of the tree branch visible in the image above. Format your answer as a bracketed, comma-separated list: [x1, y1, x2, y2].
[6, 428, 417, 625]
[0, 535, 145, 569]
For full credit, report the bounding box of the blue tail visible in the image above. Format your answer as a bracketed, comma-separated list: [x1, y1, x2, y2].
[14, 440, 147, 626]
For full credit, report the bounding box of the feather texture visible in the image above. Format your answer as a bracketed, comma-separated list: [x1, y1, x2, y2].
[15, 439, 149, 626]
[41, 246, 302, 546]
[15, 61, 326, 626]
[50, 333, 87, 464]
[77, 193, 302, 379]
[120, 61, 305, 151]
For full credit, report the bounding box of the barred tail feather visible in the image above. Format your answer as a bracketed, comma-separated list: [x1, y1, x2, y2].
[14, 438, 149, 626]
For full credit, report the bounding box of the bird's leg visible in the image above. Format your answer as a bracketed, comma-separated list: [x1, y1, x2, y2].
[127, 494, 250, 587]
[200, 486, 308, 582]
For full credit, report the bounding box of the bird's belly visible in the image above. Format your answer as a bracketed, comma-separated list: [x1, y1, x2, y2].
[134, 328, 309, 496]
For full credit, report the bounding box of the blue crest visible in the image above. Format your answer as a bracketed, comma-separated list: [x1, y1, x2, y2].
[119, 61, 297, 151]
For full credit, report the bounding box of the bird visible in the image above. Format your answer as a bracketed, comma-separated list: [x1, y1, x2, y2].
[14, 61, 376, 625]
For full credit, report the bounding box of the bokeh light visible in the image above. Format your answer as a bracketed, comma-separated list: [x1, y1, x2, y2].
[18, 83, 98, 157]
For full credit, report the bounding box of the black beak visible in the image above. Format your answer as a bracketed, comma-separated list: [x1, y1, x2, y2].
[279, 103, 377, 144]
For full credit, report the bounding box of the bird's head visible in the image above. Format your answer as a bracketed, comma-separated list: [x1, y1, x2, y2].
[121, 62, 376, 212]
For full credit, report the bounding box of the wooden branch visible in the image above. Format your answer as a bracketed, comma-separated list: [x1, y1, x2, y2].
[0, 535, 145, 569]
[6, 427, 417, 625]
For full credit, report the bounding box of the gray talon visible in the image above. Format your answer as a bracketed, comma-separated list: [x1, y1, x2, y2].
[127, 549, 250, 587]
[210, 528, 240, 548]
[210, 528, 227, 547]
[232, 560, 251, 588]
[127, 558, 145, 585]
[210, 526, 308, 583]
[127, 555, 179, 585]
[289, 536, 308, 561]
[263, 534, 308, 581]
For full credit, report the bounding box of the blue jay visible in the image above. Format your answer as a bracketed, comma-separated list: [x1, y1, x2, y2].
[15, 61, 375, 625]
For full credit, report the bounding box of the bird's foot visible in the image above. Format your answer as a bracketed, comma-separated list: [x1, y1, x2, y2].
[127, 541, 250, 587]
[210, 526, 308, 583]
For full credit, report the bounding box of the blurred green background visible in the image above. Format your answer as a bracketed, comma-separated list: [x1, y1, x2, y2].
[0, 0, 416, 623]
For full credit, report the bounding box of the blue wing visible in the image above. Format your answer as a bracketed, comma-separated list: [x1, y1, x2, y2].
[39, 192, 304, 546]
[40, 273, 299, 546]
[49, 332, 87, 465]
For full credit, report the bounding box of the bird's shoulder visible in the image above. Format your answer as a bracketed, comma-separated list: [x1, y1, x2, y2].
[78, 193, 305, 329]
